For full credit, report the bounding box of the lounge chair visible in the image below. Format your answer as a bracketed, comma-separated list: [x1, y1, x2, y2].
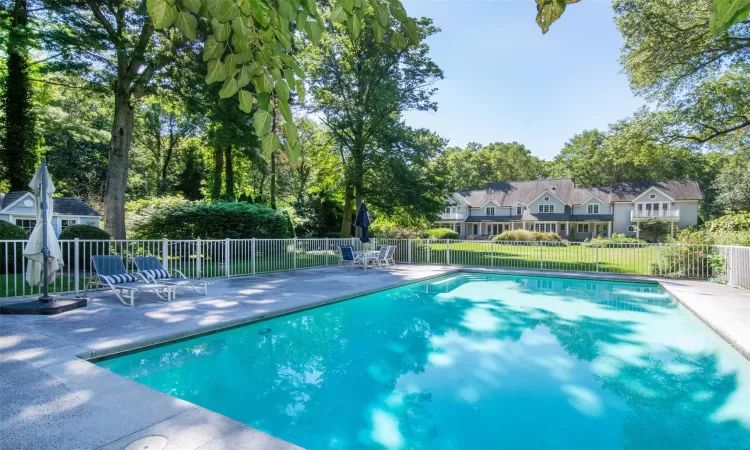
[133, 256, 208, 296]
[87, 255, 174, 306]
[385, 245, 397, 266]
[338, 246, 363, 268]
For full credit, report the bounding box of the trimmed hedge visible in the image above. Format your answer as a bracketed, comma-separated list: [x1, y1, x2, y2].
[131, 201, 293, 239]
[0, 221, 28, 274]
[59, 224, 111, 240]
[425, 228, 460, 240]
[493, 230, 563, 242]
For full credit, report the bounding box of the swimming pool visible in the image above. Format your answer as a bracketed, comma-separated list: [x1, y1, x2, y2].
[96, 272, 750, 449]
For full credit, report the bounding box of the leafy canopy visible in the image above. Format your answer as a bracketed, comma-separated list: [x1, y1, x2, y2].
[146, 0, 419, 163]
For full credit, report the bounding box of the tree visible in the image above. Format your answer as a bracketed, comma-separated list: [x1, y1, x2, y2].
[305, 14, 443, 236]
[638, 218, 671, 242]
[435, 142, 548, 191]
[1, 0, 38, 190]
[713, 153, 750, 213]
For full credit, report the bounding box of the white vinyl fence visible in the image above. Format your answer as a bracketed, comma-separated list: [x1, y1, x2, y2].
[1, 238, 748, 298]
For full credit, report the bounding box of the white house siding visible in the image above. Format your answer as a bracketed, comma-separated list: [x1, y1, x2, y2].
[676, 202, 699, 229]
[613, 203, 636, 236]
[528, 193, 566, 214]
[634, 188, 672, 204]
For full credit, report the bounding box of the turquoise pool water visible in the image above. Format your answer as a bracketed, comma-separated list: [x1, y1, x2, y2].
[96, 273, 750, 449]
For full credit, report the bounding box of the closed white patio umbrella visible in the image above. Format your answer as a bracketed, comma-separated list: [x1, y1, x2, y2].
[23, 158, 63, 297]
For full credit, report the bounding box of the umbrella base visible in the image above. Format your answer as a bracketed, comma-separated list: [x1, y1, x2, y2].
[0, 298, 87, 315]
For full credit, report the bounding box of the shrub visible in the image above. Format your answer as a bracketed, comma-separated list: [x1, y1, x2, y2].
[652, 229, 723, 280]
[425, 228, 460, 240]
[282, 210, 296, 238]
[370, 220, 423, 239]
[0, 221, 29, 274]
[585, 233, 646, 248]
[638, 218, 672, 242]
[705, 212, 750, 233]
[131, 201, 292, 240]
[59, 224, 111, 240]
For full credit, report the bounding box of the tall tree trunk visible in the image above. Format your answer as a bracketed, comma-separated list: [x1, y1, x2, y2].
[158, 142, 174, 196]
[225, 146, 234, 198]
[1, 0, 36, 191]
[270, 151, 276, 209]
[340, 183, 354, 237]
[103, 89, 134, 238]
[212, 146, 224, 199]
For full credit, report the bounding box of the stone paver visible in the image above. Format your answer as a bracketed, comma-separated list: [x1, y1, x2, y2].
[1, 264, 748, 450]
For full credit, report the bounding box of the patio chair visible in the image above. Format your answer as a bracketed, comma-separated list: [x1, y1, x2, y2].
[87, 255, 174, 307]
[133, 256, 208, 296]
[338, 246, 363, 268]
[374, 245, 390, 268]
[385, 245, 397, 266]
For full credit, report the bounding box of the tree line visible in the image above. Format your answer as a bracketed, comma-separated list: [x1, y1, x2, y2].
[0, 0, 748, 239]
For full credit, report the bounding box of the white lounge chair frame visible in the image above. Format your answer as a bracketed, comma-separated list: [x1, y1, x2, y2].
[86, 255, 174, 307]
[132, 256, 208, 296]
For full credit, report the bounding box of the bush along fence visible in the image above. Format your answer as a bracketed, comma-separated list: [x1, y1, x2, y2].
[1, 238, 749, 298]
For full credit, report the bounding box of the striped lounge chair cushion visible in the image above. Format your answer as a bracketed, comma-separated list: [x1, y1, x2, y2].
[142, 269, 170, 280]
[101, 273, 139, 284]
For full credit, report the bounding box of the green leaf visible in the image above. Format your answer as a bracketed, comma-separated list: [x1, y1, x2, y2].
[238, 65, 253, 87]
[711, 0, 750, 35]
[283, 122, 298, 143]
[238, 89, 254, 113]
[274, 28, 292, 51]
[373, 22, 384, 43]
[216, 0, 239, 22]
[404, 18, 419, 44]
[203, 36, 223, 61]
[375, 4, 389, 27]
[277, 97, 293, 122]
[176, 11, 197, 40]
[535, 0, 578, 34]
[303, 0, 317, 16]
[389, 0, 407, 23]
[250, 0, 270, 28]
[254, 110, 273, 135]
[205, 59, 227, 83]
[307, 20, 322, 44]
[342, 0, 355, 14]
[256, 92, 270, 110]
[279, 0, 293, 19]
[261, 132, 281, 157]
[348, 14, 361, 38]
[331, 5, 348, 23]
[283, 68, 296, 90]
[231, 32, 250, 52]
[147, 0, 177, 29]
[296, 81, 305, 103]
[254, 74, 274, 93]
[180, 0, 201, 14]
[212, 18, 232, 41]
[275, 79, 290, 102]
[390, 31, 407, 50]
[285, 139, 301, 163]
[219, 76, 239, 98]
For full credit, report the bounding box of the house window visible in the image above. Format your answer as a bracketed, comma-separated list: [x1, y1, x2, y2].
[455, 224, 461, 235]
[587, 204, 599, 214]
[486, 206, 495, 216]
[15, 219, 37, 235]
[662, 203, 669, 211]
[628, 224, 637, 232]
[503, 224, 510, 231]
[560, 223, 566, 232]
[544, 196, 550, 202]
[577, 223, 589, 233]
[61, 219, 77, 230]
[538, 204, 555, 213]
[444, 206, 457, 214]
[515, 205, 523, 215]
[534, 223, 557, 233]
[649, 193, 656, 199]
[472, 224, 478, 235]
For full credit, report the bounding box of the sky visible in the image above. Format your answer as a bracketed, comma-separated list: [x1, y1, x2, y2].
[400, 0, 644, 160]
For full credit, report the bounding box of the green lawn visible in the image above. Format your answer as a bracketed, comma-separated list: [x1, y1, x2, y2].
[0, 242, 678, 298]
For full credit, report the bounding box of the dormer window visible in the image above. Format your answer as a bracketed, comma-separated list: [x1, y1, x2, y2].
[587, 204, 599, 214]
[515, 205, 523, 215]
[486, 206, 495, 216]
[538, 204, 555, 213]
[544, 196, 550, 202]
[649, 193, 656, 199]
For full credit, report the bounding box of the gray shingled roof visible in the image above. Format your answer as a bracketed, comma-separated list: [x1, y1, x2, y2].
[1, 191, 100, 216]
[454, 179, 701, 207]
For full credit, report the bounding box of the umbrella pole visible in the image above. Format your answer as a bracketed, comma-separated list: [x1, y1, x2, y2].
[39, 158, 52, 302]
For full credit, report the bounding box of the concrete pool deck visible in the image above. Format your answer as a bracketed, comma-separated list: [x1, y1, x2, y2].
[1, 265, 749, 450]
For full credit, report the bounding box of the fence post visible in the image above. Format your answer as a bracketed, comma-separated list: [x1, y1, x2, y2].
[491, 241, 494, 267]
[446, 240, 451, 265]
[74, 238, 80, 293]
[162, 238, 169, 270]
[225, 238, 231, 277]
[293, 237, 297, 269]
[596, 245, 599, 272]
[325, 238, 330, 266]
[251, 238, 256, 275]
[408, 239, 412, 263]
[659, 243, 663, 277]
[427, 240, 431, 264]
[196, 238, 202, 279]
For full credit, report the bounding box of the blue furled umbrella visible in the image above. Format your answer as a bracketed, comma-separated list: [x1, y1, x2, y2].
[355, 202, 371, 243]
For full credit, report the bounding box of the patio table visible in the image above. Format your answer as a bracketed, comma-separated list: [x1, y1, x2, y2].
[354, 251, 380, 270]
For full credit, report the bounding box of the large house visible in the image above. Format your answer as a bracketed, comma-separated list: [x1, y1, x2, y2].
[435, 179, 702, 240]
[0, 191, 101, 236]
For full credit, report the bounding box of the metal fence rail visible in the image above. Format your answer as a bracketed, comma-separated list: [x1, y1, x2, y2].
[1, 238, 748, 298]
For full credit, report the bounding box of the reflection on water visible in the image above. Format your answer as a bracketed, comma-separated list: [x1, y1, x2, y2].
[97, 274, 750, 449]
